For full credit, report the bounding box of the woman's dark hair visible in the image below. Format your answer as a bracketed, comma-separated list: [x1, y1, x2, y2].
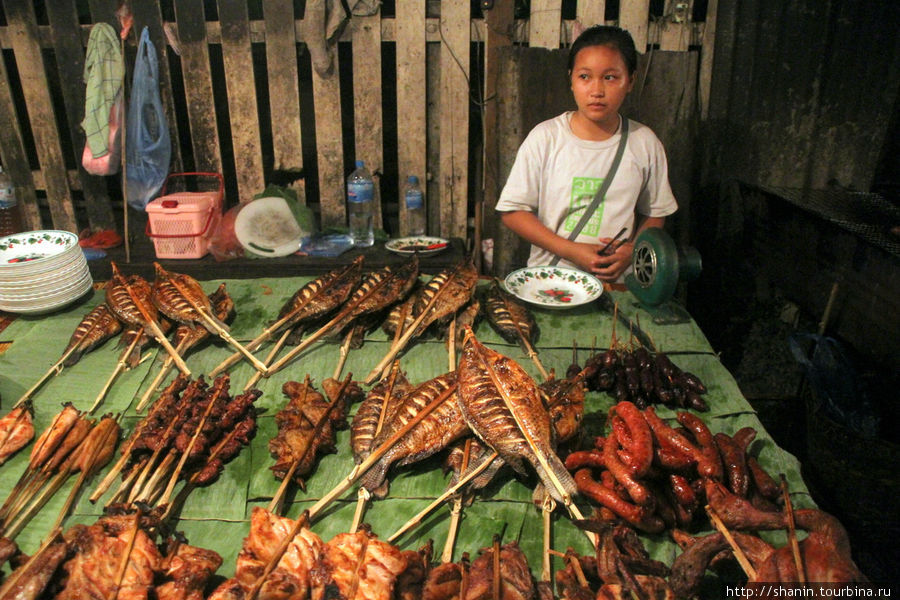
[567, 25, 638, 76]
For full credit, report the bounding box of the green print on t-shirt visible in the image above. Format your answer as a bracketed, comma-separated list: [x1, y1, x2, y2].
[563, 177, 604, 236]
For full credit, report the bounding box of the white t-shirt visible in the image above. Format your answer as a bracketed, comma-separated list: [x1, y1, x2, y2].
[496, 112, 678, 270]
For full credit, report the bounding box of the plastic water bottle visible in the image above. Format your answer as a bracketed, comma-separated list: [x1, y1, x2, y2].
[0, 166, 24, 237]
[346, 160, 374, 247]
[404, 175, 425, 236]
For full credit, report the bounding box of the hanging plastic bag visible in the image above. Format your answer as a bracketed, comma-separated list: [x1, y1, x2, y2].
[126, 27, 170, 210]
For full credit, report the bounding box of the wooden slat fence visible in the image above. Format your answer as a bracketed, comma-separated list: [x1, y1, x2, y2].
[0, 0, 714, 255]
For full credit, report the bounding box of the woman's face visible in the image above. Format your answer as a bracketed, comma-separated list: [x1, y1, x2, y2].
[569, 44, 634, 133]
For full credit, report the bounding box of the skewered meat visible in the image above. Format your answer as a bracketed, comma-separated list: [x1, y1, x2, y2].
[208, 508, 324, 600]
[56, 513, 162, 600]
[275, 255, 364, 333]
[27, 403, 80, 471]
[422, 560, 466, 600]
[443, 437, 506, 495]
[310, 528, 409, 600]
[395, 541, 433, 600]
[483, 279, 538, 347]
[350, 364, 412, 465]
[172, 284, 234, 353]
[446, 299, 481, 348]
[464, 540, 536, 600]
[268, 378, 350, 484]
[105, 263, 158, 331]
[0, 539, 67, 600]
[358, 372, 466, 498]
[457, 329, 577, 505]
[61, 303, 122, 367]
[331, 257, 420, 334]
[119, 325, 154, 369]
[156, 540, 223, 600]
[0, 405, 33, 466]
[152, 262, 229, 332]
[408, 259, 479, 339]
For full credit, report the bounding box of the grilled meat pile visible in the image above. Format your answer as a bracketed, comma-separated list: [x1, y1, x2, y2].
[268, 377, 353, 484]
[0, 508, 221, 600]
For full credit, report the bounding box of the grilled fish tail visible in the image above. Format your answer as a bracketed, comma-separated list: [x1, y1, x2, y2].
[534, 450, 579, 505]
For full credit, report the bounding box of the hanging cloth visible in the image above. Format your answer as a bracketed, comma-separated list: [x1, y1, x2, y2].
[81, 22, 124, 171]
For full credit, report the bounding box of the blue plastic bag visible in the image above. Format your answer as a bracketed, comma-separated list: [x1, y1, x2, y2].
[789, 333, 880, 438]
[126, 27, 170, 210]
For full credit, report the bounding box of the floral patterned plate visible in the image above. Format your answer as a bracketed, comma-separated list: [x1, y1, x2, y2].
[0, 230, 79, 269]
[503, 266, 603, 309]
[385, 236, 449, 256]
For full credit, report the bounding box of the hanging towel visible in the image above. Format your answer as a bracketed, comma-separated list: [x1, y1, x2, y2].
[82, 22, 124, 159]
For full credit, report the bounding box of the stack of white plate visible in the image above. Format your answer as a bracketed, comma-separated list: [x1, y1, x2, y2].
[0, 230, 93, 315]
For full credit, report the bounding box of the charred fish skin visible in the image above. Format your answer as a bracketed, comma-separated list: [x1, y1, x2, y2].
[105, 263, 157, 328]
[457, 329, 578, 504]
[275, 255, 364, 329]
[484, 279, 539, 346]
[62, 304, 123, 367]
[358, 372, 464, 497]
[350, 368, 413, 464]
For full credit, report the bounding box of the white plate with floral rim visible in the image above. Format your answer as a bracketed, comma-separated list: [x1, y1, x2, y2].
[385, 236, 449, 256]
[503, 266, 604, 309]
[0, 231, 80, 270]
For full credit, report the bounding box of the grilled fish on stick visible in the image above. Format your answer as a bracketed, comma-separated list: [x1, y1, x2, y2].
[0, 405, 34, 467]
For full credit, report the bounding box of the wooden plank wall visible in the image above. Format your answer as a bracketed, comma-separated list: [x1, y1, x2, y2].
[0, 1, 713, 253]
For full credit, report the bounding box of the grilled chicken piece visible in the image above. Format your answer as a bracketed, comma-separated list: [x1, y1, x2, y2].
[152, 262, 229, 332]
[0, 404, 34, 466]
[56, 515, 162, 600]
[61, 303, 122, 367]
[422, 561, 466, 600]
[0, 540, 67, 600]
[465, 541, 536, 600]
[395, 541, 434, 600]
[311, 528, 409, 600]
[358, 371, 467, 498]
[484, 279, 538, 347]
[350, 364, 413, 464]
[457, 329, 578, 504]
[156, 541, 223, 600]
[268, 379, 350, 483]
[0, 536, 19, 566]
[210, 507, 324, 600]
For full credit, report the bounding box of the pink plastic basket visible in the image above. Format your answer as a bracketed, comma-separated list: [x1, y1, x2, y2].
[145, 173, 223, 259]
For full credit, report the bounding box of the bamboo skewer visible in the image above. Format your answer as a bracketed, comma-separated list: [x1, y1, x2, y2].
[3, 470, 68, 539]
[122, 279, 190, 376]
[333, 328, 355, 381]
[136, 338, 189, 412]
[349, 487, 370, 534]
[14, 345, 81, 408]
[492, 535, 502, 600]
[781, 474, 806, 584]
[706, 505, 757, 580]
[165, 276, 268, 373]
[111, 511, 141, 600]
[389, 449, 499, 543]
[244, 328, 293, 393]
[267, 310, 353, 376]
[91, 328, 144, 414]
[541, 492, 556, 583]
[365, 290, 456, 384]
[305, 383, 458, 522]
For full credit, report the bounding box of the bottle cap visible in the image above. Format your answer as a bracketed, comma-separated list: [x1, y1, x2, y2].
[355, 160, 364, 168]
[408, 175, 418, 184]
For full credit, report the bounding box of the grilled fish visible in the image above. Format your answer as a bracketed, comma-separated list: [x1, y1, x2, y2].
[105, 263, 158, 329]
[61, 303, 123, 367]
[330, 256, 420, 333]
[358, 371, 466, 498]
[408, 258, 479, 339]
[350, 363, 413, 464]
[172, 284, 234, 353]
[456, 328, 577, 504]
[275, 255, 364, 332]
[152, 262, 229, 332]
[484, 279, 539, 346]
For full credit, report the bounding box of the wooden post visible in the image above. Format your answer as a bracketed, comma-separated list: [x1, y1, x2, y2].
[619, 0, 651, 52]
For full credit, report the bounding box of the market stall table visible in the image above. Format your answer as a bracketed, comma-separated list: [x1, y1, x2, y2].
[0, 273, 814, 592]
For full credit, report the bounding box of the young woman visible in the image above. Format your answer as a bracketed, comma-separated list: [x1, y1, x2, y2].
[496, 26, 678, 282]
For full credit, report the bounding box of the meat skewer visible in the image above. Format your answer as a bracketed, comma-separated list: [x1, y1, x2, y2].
[484, 278, 549, 380]
[14, 303, 123, 407]
[210, 255, 363, 376]
[137, 283, 234, 412]
[705, 504, 757, 580]
[0, 527, 64, 599]
[0, 404, 34, 467]
[152, 262, 267, 373]
[268, 256, 420, 376]
[106, 262, 190, 376]
[781, 474, 807, 584]
[456, 327, 596, 546]
[364, 258, 478, 384]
